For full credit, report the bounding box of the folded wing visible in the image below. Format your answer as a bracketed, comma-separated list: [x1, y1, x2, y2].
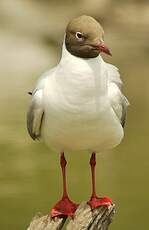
[107, 64, 129, 127]
[27, 89, 44, 140]
[27, 68, 56, 140]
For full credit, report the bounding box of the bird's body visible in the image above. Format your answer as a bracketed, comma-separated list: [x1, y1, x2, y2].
[27, 15, 129, 217]
[35, 43, 125, 153]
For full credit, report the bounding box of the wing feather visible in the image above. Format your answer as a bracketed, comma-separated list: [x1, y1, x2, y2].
[107, 64, 129, 127]
[27, 69, 54, 140]
[27, 89, 44, 140]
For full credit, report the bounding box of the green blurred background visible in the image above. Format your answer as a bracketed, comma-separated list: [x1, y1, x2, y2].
[0, 0, 149, 229]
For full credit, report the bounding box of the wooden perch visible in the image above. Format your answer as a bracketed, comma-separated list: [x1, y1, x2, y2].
[27, 202, 115, 230]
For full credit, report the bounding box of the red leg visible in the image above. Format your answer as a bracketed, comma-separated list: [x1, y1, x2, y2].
[50, 152, 78, 218]
[87, 152, 113, 209]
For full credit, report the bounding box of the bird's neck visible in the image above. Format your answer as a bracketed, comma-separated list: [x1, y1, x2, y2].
[56, 42, 108, 97]
[60, 41, 104, 68]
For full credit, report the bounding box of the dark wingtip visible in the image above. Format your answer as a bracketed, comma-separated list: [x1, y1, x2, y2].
[28, 92, 32, 95]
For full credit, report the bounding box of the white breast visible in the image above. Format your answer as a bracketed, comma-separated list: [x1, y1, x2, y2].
[42, 45, 123, 153]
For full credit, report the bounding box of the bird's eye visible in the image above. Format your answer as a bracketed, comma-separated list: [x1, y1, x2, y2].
[75, 32, 83, 40]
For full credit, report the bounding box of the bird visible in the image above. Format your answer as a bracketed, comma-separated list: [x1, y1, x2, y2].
[27, 15, 129, 218]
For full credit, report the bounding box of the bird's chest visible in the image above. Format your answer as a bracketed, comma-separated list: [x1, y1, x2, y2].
[45, 65, 108, 121]
[43, 70, 113, 148]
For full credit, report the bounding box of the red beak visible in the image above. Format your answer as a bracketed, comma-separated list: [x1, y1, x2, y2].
[99, 43, 112, 56]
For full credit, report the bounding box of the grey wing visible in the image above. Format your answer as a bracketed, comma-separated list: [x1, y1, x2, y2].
[27, 68, 55, 140]
[107, 64, 129, 127]
[120, 95, 129, 127]
[27, 89, 44, 140]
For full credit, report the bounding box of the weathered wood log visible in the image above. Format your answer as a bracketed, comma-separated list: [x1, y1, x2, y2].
[27, 202, 115, 230]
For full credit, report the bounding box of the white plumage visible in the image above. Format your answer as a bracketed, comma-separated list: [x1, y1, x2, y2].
[27, 43, 129, 153]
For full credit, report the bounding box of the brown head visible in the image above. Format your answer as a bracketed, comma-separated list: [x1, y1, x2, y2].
[65, 15, 111, 58]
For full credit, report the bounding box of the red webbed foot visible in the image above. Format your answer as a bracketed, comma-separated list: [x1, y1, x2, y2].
[87, 196, 113, 209]
[50, 196, 78, 218]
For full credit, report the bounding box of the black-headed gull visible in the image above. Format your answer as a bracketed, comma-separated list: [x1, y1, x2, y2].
[27, 15, 129, 217]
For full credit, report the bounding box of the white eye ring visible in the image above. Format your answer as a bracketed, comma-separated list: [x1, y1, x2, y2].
[75, 32, 83, 40]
